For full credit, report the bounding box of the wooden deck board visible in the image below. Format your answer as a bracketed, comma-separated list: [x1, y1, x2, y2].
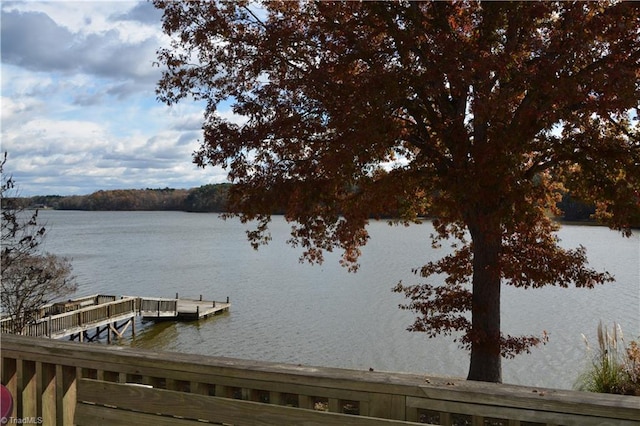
[175, 300, 230, 320]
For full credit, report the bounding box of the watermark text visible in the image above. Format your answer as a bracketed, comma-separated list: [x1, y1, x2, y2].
[3, 417, 44, 425]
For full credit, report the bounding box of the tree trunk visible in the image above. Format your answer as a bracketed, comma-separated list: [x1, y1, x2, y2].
[466, 218, 502, 383]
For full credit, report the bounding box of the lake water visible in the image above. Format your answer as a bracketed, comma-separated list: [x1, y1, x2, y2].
[38, 210, 639, 390]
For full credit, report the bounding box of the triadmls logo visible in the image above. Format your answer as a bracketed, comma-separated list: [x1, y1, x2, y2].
[2, 385, 43, 425]
[3, 419, 43, 425]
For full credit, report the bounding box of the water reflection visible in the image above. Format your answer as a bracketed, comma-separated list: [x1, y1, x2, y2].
[130, 321, 179, 350]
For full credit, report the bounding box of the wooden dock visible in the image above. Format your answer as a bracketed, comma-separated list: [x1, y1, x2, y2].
[0, 294, 230, 342]
[138, 295, 231, 320]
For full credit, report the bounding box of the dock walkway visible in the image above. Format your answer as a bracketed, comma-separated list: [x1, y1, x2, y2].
[0, 294, 230, 341]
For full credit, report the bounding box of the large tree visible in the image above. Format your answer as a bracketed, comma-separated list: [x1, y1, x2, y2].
[154, 1, 640, 382]
[1, 154, 77, 333]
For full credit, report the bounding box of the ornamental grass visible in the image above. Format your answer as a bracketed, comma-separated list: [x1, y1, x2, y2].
[575, 322, 640, 396]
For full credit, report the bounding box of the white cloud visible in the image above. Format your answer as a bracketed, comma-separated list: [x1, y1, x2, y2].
[0, 1, 220, 196]
[1, 96, 43, 123]
[216, 107, 250, 127]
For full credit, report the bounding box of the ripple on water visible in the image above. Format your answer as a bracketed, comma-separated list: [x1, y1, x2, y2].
[38, 211, 638, 389]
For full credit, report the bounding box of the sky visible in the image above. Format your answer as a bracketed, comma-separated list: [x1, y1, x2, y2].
[1, 1, 229, 196]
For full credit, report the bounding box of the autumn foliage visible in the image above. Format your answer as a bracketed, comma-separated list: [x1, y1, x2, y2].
[154, 1, 640, 382]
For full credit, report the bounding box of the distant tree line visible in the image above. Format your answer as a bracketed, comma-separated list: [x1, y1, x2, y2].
[8, 184, 231, 213]
[7, 184, 601, 222]
[556, 193, 597, 223]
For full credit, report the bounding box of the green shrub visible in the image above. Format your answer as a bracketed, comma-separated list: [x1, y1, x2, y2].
[575, 322, 640, 396]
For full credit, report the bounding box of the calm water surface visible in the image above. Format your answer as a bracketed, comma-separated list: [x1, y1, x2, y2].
[39, 210, 639, 390]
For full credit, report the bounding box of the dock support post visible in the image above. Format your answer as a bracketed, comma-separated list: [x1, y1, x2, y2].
[213, 301, 216, 307]
[199, 295, 203, 301]
[175, 292, 179, 299]
[196, 306, 200, 318]
[226, 297, 229, 303]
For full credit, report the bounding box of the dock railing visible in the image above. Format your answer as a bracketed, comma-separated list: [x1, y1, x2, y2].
[0, 295, 118, 329]
[38, 294, 117, 317]
[137, 296, 179, 317]
[0, 297, 137, 338]
[1, 334, 638, 426]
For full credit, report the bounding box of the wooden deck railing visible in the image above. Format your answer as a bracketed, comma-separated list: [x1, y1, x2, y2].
[0, 295, 119, 332]
[1, 334, 638, 426]
[0, 297, 137, 338]
[38, 294, 117, 317]
[137, 297, 178, 317]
